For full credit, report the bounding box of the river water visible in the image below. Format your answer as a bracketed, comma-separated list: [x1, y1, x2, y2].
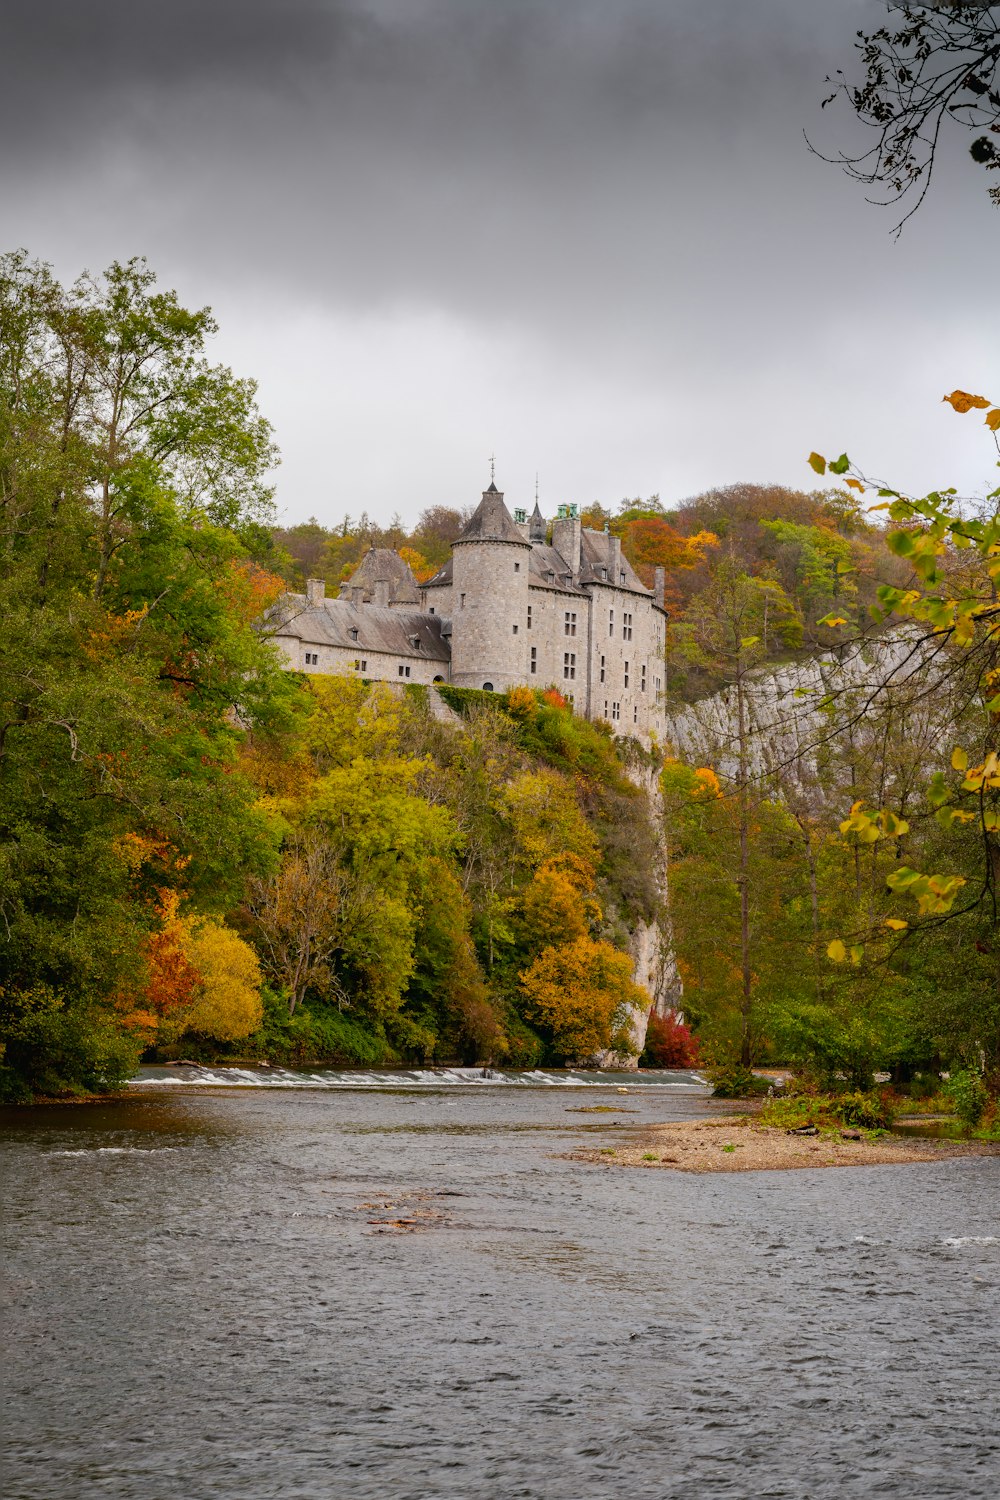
[3, 1068, 998, 1499]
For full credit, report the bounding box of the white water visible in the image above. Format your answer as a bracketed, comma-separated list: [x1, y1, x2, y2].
[132, 1063, 708, 1091]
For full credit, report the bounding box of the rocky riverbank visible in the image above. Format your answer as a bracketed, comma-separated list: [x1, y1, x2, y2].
[569, 1115, 1000, 1173]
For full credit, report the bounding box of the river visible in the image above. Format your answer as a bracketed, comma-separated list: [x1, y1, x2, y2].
[3, 1067, 998, 1499]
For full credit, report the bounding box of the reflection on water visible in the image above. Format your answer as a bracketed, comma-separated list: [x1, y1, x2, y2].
[3, 1082, 999, 1500]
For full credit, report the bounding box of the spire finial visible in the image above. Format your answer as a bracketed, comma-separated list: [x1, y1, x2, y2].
[535, 472, 539, 506]
[489, 451, 496, 484]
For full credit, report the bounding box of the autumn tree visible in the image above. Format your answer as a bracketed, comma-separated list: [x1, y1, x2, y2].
[815, 2, 1000, 230]
[519, 936, 647, 1062]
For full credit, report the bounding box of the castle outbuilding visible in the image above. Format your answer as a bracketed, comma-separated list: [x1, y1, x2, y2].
[269, 481, 669, 740]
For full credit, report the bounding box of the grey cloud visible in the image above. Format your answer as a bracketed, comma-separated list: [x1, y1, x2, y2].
[2, 1, 995, 520]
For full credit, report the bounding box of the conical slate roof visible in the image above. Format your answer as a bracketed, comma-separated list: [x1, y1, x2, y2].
[529, 500, 545, 542]
[453, 486, 530, 547]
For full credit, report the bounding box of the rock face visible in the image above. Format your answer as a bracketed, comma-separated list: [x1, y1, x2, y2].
[593, 763, 683, 1070]
[599, 628, 948, 1069]
[666, 628, 947, 799]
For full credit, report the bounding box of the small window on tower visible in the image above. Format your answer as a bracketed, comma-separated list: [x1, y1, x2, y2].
[563, 652, 576, 681]
[460, 593, 466, 608]
[512, 623, 518, 634]
[624, 661, 629, 688]
[609, 609, 614, 637]
[527, 606, 532, 630]
[530, 647, 537, 674]
[514, 561, 521, 573]
[600, 655, 605, 683]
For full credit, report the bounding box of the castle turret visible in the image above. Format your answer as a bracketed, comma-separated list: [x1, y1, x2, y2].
[449, 481, 531, 691]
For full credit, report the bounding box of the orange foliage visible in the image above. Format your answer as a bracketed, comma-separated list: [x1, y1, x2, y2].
[542, 689, 567, 709]
[506, 685, 538, 719]
[125, 891, 202, 1032]
[398, 546, 435, 584]
[692, 767, 723, 800]
[215, 559, 286, 624]
[519, 854, 601, 949]
[519, 935, 648, 1060]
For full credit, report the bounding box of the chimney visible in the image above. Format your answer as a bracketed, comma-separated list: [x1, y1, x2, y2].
[610, 535, 622, 581]
[653, 566, 665, 609]
[373, 579, 391, 607]
[306, 577, 325, 607]
[350, 586, 364, 606]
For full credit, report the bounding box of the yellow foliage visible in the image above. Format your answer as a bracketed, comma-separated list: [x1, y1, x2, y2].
[503, 768, 599, 869]
[506, 685, 537, 719]
[519, 855, 601, 950]
[519, 936, 647, 1061]
[181, 919, 264, 1041]
[943, 390, 991, 413]
[692, 767, 722, 800]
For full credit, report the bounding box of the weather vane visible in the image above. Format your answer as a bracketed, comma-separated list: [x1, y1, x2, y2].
[535, 472, 539, 505]
[489, 451, 496, 483]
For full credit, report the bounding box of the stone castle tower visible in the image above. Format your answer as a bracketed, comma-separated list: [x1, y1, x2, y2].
[449, 483, 532, 691]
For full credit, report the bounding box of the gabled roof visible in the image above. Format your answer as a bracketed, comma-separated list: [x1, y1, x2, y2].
[577, 529, 651, 595]
[340, 546, 420, 604]
[527, 542, 587, 595]
[269, 596, 450, 661]
[453, 486, 531, 547]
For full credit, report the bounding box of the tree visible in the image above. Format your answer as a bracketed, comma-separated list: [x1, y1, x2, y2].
[180, 919, 263, 1042]
[519, 936, 646, 1062]
[0, 251, 290, 1097]
[816, 3, 1000, 230]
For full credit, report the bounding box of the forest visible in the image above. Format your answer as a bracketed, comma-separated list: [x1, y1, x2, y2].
[1, 251, 998, 1119]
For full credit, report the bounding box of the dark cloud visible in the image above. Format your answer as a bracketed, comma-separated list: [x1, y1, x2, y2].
[2, 2, 996, 520]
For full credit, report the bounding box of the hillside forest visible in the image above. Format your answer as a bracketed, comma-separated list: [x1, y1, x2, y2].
[2, 253, 998, 1108]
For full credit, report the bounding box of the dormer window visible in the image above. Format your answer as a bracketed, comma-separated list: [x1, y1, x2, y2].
[410, 635, 422, 650]
[601, 567, 608, 581]
[349, 627, 359, 641]
[620, 570, 626, 584]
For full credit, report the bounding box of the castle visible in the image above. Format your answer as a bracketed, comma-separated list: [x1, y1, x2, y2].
[269, 481, 669, 741]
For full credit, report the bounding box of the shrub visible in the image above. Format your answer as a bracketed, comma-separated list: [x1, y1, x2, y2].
[709, 1064, 769, 1098]
[946, 1069, 989, 1129]
[641, 1010, 699, 1068]
[0, 986, 142, 1101]
[761, 1091, 895, 1132]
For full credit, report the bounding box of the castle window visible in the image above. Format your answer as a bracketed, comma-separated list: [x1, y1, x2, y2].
[564, 611, 577, 637]
[398, 664, 411, 678]
[563, 652, 576, 681]
[460, 593, 466, 608]
[349, 627, 359, 641]
[620, 570, 626, 584]
[609, 609, 614, 637]
[304, 652, 318, 666]
[600, 654, 605, 683]
[612, 702, 620, 721]
[530, 647, 537, 674]
[483, 682, 494, 692]
[429, 607, 435, 614]
[512, 623, 518, 635]
[354, 658, 368, 672]
[641, 664, 646, 692]
[623, 612, 633, 641]
[527, 606, 532, 630]
[633, 704, 638, 724]
[411, 636, 422, 649]
[655, 675, 662, 694]
[604, 700, 608, 717]
[514, 561, 521, 573]
[625, 661, 630, 688]
[601, 567, 608, 581]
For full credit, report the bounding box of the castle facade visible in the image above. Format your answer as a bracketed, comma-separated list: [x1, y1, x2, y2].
[269, 482, 669, 741]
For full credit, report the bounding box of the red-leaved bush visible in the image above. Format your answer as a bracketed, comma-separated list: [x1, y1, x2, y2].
[642, 1010, 699, 1068]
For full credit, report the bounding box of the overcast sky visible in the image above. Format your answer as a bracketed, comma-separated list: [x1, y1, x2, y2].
[3, 0, 997, 526]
